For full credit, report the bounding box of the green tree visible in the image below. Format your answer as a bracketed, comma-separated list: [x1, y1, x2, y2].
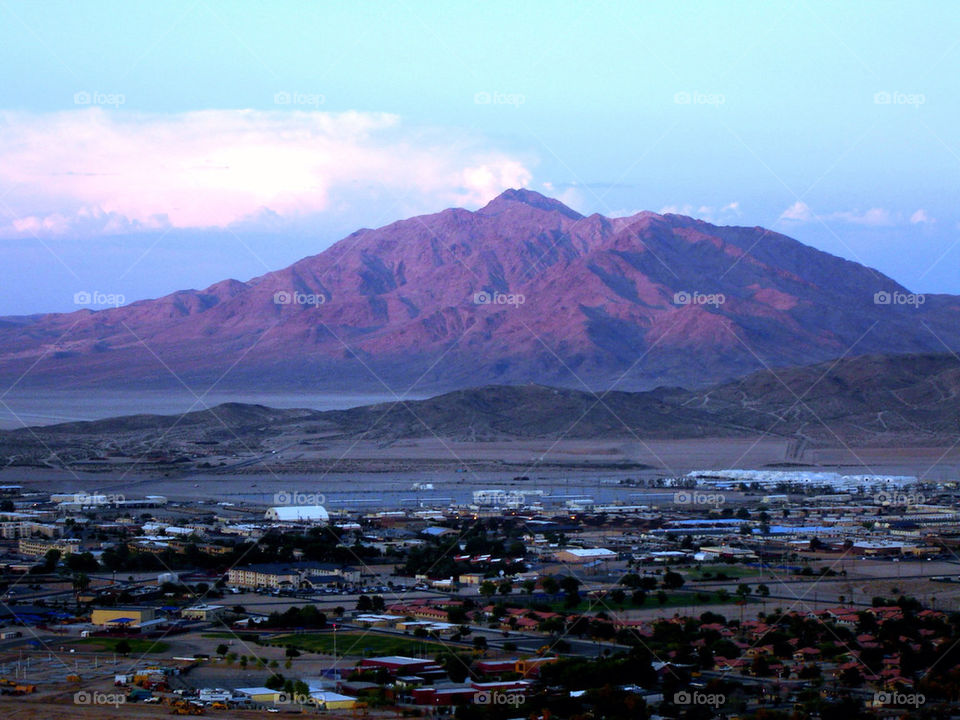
[541, 576, 559, 595]
[72, 572, 91, 594]
[42, 549, 61, 573]
[559, 576, 581, 607]
[292, 680, 310, 702]
[662, 571, 685, 590]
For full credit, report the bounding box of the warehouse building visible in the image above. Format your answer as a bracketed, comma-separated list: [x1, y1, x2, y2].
[90, 606, 157, 628]
[265, 505, 329, 523]
[555, 547, 617, 564]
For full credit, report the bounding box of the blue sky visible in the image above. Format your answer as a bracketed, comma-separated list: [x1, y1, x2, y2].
[1, 0, 958, 313]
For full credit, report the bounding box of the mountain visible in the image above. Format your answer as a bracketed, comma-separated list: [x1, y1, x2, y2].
[2, 189, 959, 392]
[4, 354, 959, 471]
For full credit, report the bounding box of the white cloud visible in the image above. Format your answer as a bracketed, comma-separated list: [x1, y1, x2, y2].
[829, 207, 893, 226]
[780, 202, 898, 227]
[0, 109, 533, 237]
[541, 182, 585, 214]
[779, 200, 814, 223]
[657, 202, 742, 223]
[910, 208, 934, 224]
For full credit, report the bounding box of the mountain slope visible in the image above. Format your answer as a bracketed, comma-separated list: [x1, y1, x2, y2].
[3, 354, 958, 472]
[2, 189, 958, 391]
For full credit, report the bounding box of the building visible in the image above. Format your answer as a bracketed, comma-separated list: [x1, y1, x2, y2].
[411, 686, 478, 706]
[264, 506, 329, 523]
[90, 606, 157, 628]
[0, 521, 58, 540]
[694, 545, 759, 562]
[227, 562, 359, 589]
[359, 656, 440, 676]
[18, 538, 80, 558]
[181, 604, 228, 621]
[309, 691, 357, 710]
[235, 687, 284, 703]
[227, 563, 301, 589]
[555, 547, 617, 564]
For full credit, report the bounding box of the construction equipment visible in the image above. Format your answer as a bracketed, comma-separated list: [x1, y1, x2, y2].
[0, 678, 36, 695]
[170, 698, 205, 715]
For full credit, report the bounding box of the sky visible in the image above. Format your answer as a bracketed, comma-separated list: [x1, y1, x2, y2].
[1, 0, 959, 314]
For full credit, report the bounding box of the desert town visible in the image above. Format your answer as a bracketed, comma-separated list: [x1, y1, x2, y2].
[0, 470, 953, 717]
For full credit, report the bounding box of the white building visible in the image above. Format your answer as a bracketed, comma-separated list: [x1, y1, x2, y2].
[265, 505, 329, 523]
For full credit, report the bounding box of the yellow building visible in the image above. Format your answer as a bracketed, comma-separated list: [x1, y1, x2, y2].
[310, 691, 357, 710]
[90, 607, 156, 628]
[18, 538, 80, 557]
[236, 687, 284, 703]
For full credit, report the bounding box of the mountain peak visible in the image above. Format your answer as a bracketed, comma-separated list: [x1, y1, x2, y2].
[478, 188, 583, 220]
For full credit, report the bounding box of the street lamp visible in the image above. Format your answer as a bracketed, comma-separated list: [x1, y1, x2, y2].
[331, 622, 339, 687]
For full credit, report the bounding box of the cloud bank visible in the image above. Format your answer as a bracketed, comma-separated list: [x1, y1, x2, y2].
[779, 201, 932, 228]
[0, 109, 533, 237]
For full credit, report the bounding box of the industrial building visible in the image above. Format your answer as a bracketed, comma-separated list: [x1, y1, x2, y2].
[265, 505, 329, 523]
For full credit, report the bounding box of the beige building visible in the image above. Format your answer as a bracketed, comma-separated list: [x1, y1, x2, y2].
[0, 522, 58, 540]
[18, 537, 79, 557]
[181, 604, 227, 621]
[227, 564, 301, 589]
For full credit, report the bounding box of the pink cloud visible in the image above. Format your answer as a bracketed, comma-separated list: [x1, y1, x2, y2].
[0, 109, 533, 237]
